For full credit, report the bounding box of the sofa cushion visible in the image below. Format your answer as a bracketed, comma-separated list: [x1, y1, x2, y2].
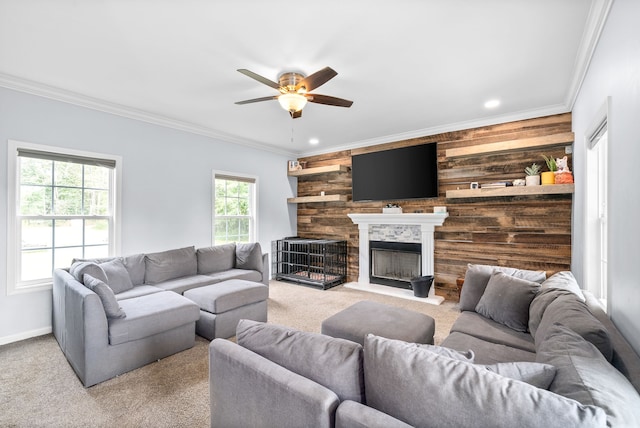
[441, 331, 537, 365]
[99, 258, 134, 294]
[152, 274, 219, 295]
[364, 335, 606, 428]
[108, 291, 200, 345]
[541, 271, 585, 301]
[485, 362, 557, 389]
[459, 264, 546, 312]
[114, 285, 164, 301]
[536, 323, 640, 427]
[235, 242, 263, 272]
[417, 343, 474, 362]
[475, 271, 540, 332]
[236, 319, 365, 403]
[122, 253, 146, 285]
[449, 311, 536, 353]
[184, 280, 268, 314]
[197, 243, 236, 274]
[144, 246, 197, 284]
[336, 400, 413, 428]
[69, 261, 108, 285]
[83, 274, 126, 319]
[535, 293, 613, 361]
[204, 268, 262, 284]
[529, 287, 576, 337]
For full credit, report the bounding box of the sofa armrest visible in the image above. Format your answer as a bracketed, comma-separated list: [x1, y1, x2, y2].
[209, 339, 339, 428]
[336, 401, 413, 428]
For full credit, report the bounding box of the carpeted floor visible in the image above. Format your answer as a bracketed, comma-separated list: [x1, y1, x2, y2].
[0, 280, 460, 428]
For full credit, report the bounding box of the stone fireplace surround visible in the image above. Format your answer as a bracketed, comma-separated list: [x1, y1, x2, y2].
[347, 213, 448, 305]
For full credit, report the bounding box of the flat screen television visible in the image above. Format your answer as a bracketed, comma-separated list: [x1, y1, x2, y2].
[351, 143, 438, 202]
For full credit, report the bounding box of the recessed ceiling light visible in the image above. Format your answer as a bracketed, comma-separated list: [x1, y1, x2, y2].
[309, 138, 320, 145]
[484, 99, 500, 109]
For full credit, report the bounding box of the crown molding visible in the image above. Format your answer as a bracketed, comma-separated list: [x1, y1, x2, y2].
[0, 73, 298, 158]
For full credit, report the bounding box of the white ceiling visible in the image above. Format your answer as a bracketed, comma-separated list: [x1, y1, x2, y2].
[0, 1, 610, 156]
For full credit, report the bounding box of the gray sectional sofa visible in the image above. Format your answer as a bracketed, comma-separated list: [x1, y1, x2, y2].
[53, 242, 268, 387]
[209, 265, 640, 427]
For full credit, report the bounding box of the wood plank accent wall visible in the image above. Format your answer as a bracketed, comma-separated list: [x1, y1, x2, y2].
[294, 113, 573, 300]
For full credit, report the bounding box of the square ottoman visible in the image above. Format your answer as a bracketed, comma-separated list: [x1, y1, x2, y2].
[183, 279, 268, 340]
[321, 300, 435, 346]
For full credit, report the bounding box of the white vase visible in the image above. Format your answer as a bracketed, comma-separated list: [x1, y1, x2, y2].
[525, 175, 541, 186]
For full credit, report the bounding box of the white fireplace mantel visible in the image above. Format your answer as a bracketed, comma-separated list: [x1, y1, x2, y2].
[347, 212, 448, 305]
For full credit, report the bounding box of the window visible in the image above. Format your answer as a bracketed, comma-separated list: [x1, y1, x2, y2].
[213, 172, 257, 244]
[6, 141, 121, 294]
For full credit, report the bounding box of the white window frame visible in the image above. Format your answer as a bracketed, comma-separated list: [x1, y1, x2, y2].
[6, 140, 122, 295]
[584, 98, 610, 311]
[212, 170, 258, 245]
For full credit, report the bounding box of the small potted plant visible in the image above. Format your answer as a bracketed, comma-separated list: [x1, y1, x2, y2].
[541, 155, 557, 185]
[524, 163, 541, 186]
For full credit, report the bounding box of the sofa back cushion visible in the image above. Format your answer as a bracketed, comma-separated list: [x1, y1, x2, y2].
[363, 334, 606, 428]
[536, 323, 640, 427]
[99, 258, 134, 294]
[459, 264, 546, 312]
[529, 287, 575, 336]
[196, 243, 236, 274]
[69, 261, 108, 285]
[235, 242, 263, 272]
[535, 293, 613, 361]
[541, 271, 585, 301]
[144, 246, 197, 284]
[475, 271, 541, 332]
[237, 319, 364, 403]
[122, 254, 146, 285]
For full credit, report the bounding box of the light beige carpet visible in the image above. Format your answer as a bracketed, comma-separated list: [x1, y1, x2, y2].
[0, 280, 460, 428]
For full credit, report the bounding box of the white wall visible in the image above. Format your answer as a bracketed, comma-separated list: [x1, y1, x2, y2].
[0, 87, 297, 344]
[572, 0, 640, 354]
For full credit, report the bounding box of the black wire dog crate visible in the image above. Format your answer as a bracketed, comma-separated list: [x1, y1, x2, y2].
[272, 237, 347, 289]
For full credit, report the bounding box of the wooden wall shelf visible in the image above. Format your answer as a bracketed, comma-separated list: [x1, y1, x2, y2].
[446, 184, 574, 199]
[288, 164, 349, 177]
[445, 132, 574, 158]
[287, 194, 349, 204]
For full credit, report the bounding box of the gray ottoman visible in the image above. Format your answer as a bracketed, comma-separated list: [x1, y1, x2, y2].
[321, 300, 435, 346]
[183, 279, 268, 340]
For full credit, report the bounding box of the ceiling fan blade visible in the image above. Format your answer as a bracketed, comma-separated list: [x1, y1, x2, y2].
[237, 69, 281, 90]
[235, 95, 278, 105]
[298, 67, 337, 92]
[307, 94, 353, 108]
[290, 110, 302, 119]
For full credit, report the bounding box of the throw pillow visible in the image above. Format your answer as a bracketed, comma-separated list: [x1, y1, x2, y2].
[69, 261, 108, 285]
[363, 335, 605, 428]
[83, 274, 126, 319]
[534, 293, 613, 361]
[196, 243, 236, 274]
[484, 361, 556, 389]
[236, 319, 364, 403]
[458, 264, 546, 312]
[235, 242, 263, 271]
[541, 271, 585, 301]
[99, 258, 134, 294]
[144, 246, 197, 284]
[537, 323, 640, 427]
[475, 271, 540, 332]
[417, 343, 475, 362]
[528, 287, 576, 337]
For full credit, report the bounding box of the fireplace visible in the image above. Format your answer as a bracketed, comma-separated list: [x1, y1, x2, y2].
[369, 241, 421, 289]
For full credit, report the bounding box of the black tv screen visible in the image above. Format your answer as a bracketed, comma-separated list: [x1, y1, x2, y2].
[351, 143, 438, 202]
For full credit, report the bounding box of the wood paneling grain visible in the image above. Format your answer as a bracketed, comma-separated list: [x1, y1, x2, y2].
[293, 113, 573, 300]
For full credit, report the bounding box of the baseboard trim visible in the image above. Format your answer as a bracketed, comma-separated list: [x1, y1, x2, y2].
[0, 326, 52, 346]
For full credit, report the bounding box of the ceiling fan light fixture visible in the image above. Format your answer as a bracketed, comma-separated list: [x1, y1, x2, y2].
[278, 93, 308, 113]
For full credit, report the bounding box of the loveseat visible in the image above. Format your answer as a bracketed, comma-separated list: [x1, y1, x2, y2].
[209, 266, 640, 427]
[53, 242, 268, 387]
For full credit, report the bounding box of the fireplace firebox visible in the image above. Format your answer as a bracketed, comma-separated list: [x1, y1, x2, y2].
[369, 241, 421, 289]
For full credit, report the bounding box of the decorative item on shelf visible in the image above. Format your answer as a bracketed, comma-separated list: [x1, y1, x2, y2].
[541, 155, 557, 185]
[470, 182, 479, 189]
[382, 203, 402, 214]
[524, 163, 541, 186]
[288, 160, 302, 171]
[554, 156, 574, 184]
[481, 181, 512, 189]
[433, 206, 447, 213]
[513, 179, 526, 186]
[299, 161, 308, 169]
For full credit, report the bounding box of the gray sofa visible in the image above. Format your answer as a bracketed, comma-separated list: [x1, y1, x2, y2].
[209, 266, 640, 427]
[53, 242, 268, 387]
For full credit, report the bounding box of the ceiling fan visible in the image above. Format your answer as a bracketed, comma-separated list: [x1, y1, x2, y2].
[235, 67, 353, 118]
